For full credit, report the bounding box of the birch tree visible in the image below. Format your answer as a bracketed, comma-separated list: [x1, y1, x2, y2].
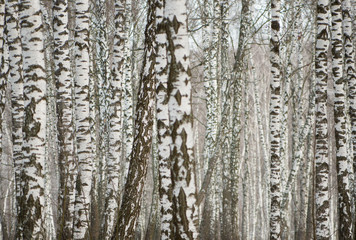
[314, 0, 331, 238]
[101, 0, 124, 238]
[5, 0, 24, 236]
[165, 0, 198, 238]
[112, 0, 156, 237]
[90, 0, 110, 236]
[154, 0, 174, 238]
[229, 1, 251, 238]
[342, 0, 356, 211]
[73, 0, 93, 238]
[200, 0, 219, 237]
[342, 0, 356, 237]
[219, 1, 233, 239]
[19, 0, 47, 237]
[269, 0, 282, 239]
[122, 0, 134, 168]
[53, 0, 76, 238]
[331, 0, 353, 238]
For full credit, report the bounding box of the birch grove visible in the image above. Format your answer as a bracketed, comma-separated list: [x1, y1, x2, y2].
[0, 0, 356, 239]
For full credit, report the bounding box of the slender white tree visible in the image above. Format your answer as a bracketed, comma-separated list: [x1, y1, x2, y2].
[122, 0, 134, 168]
[5, 0, 24, 237]
[331, 0, 353, 238]
[269, 0, 282, 239]
[155, 0, 174, 238]
[102, 0, 124, 238]
[201, 0, 220, 237]
[342, 0, 356, 211]
[19, 0, 47, 237]
[73, 0, 93, 238]
[53, 0, 76, 238]
[314, 0, 331, 238]
[219, 1, 234, 239]
[112, 0, 156, 237]
[229, 1, 251, 238]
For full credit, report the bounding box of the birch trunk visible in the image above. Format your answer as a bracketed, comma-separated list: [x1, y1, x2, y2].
[229, 0, 250, 237]
[314, 0, 331, 238]
[73, 0, 93, 238]
[155, 0, 174, 238]
[331, 0, 353, 238]
[102, 0, 125, 238]
[145, 111, 160, 240]
[281, 82, 316, 210]
[220, 0, 233, 238]
[122, 0, 134, 168]
[112, 0, 156, 237]
[90, 0, 110, 236]
[199, 1, 217, 237]
[19, 0, 47, 237]
[41, 4, 56, 238]
[343, 2, 356, 238]
[5, 0, 24, 237]
[53, 0, 76, 238]
[342, 1, 356, 226]
[165, 0, 198, 238]
[269, 0, 282, 239]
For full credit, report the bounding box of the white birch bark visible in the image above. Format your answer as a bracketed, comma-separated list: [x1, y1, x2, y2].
[155, 0, 174, 238]
[279, 0, 293, 197]
[19, 0, 47, 237]
[73, 0, 93, 238]
[229, 0, 250, 237]
[269, 0, 282, 239]
[212, 0, 223, 237]
[53, 0, 76, 238]
[41, 3, 56, 236]
[314, 0, 331, 238]
[5, 0, 24, 236]
[203, 0, 218, 174]
[342, 0, 356, 214]
[219, 1, 233, 239]
[145, 109, 160, 240]
[281, 79, 316, 210]
[165, 0, 198, 238]
[279, 2, 295, 232]
[242, 71, 250, 240]
[300, 132, 314, 239]
[102, 0, 124, 238]
[200, 0, 218, 237]
[112, 1, 156, 237]
[122, 0, 134, 168]
[331, 0, 353, 237]
[92, 0, 110, 215]
[89, 1, 110, 236]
